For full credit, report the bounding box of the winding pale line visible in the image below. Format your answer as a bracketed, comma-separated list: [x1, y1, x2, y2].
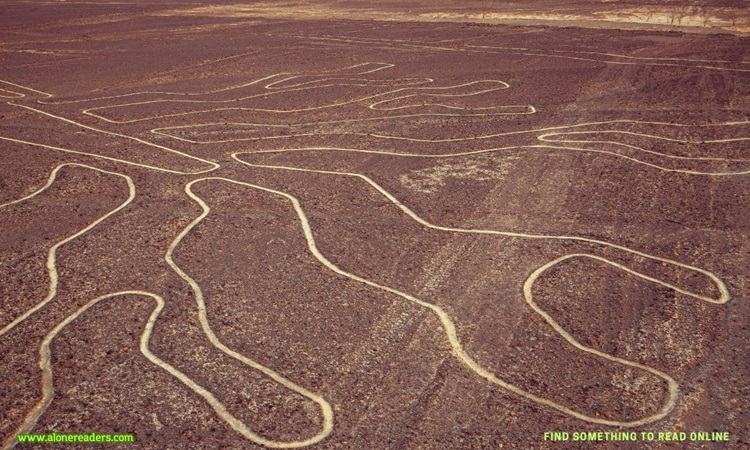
[0, 165, 332, 448]
[194, 173, 722, 427]
[33, 63, 399, 105]
[467, 44, 750, 73]
[231, 154, 729, 305]
[0, 164, 135, 337]
[1, 290, 330, 450]
[0, 80, 52, 98]
[82, 78, 529, 124]
[164, 180, 334, 447]
[298, 35, 747, 66]
[0, 49, 737, 434]
[34, 73, 286, 105]
[151, 118, 749, 172]
[231, 138, 750, 176]
[0, 80, 219, 174]
[278, 33, 750, 73]
[7, 103, 219, 174]
[0, 89, 24, 99]
[366, 118, 750, 143]
[0, 136, 212, 175]
[537, 130, 750, 162]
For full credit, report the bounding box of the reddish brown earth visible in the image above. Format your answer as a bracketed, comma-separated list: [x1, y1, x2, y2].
[1, 1, 749, 449]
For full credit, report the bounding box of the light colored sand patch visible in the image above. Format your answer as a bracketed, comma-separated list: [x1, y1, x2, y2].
[422, 8, 749, 34]
[399, 157, 516, 194]
[163, 3, 750, 34]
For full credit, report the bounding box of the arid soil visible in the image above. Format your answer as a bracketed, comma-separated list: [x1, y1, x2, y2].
[1, 1, 749, 449]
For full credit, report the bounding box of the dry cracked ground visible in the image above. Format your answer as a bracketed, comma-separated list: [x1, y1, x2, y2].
[0, 1, 749, 449]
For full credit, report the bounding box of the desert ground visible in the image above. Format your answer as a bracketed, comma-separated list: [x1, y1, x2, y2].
[1, 1, 749, 449]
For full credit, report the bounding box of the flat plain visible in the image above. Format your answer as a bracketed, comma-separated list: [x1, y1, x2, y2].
[1, 1, 749, 449]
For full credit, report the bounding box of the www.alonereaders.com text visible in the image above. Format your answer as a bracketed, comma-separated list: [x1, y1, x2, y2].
[17, 432, 134, 444]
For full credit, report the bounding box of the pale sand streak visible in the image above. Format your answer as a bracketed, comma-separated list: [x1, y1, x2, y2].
[0, 164, 135, 337]
[193, 172, 728, 427]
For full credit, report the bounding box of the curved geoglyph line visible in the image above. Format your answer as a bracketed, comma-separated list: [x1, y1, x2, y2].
[1, 291, 331, 450]
[162, 114, 750, 176]
[0, 167, 332, 449]
[200, 169, 729, 427]
[7, 103, 220, 174]
[0, 51, 739, 441]
[76, 62, 433, 123]
[35, 62, 403, 106]
[0, 80, 219, 175]
[368, 119, 750, 175]
[0, 80, 53, 99]
[277, 33, 750, 73]
[538, 129, 750, 161]
[39, 63, 532, 124]
[368, 80, 535, 114]
[226, 139, 750, 176]
[0, 164, 136, 337]
[165, 180, 334, 447]
[231, 154, 729, 305]
[0, 89, 25, 99]
[367, 118, 750, 143]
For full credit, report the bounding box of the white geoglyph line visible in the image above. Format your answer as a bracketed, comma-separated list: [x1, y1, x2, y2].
[368, 118, 750, 143]
[0, 53, 739, 441]
[0, 89, 25, 99]
[35, 63, 415, 106]
[201, 170, 729, 428]
[298, 34, 748, 65]
[0, 136, 214, 175]
[0, 291, 331, 450]
[277, 34, 750, 73]
[147, 113, 749, 175]
[231, 154, 729, 305]
[0, 80, 53, 98]
[0, 81, 219, 174]
[18, 62, 527, 125]
[223, 136, 750, 176]
[80, 78, 530, 124]
[0, 167, 332, 449]
[8, 103, 220, 174]
[465, 44, 750, 73]
[0, 164, 136, 337]
[161, 179, 334, 448]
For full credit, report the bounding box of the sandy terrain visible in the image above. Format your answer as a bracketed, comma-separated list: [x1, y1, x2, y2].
[1, 1, 749, 449]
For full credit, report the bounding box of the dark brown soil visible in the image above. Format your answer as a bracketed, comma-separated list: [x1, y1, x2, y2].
[1, 1, 748, 449]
